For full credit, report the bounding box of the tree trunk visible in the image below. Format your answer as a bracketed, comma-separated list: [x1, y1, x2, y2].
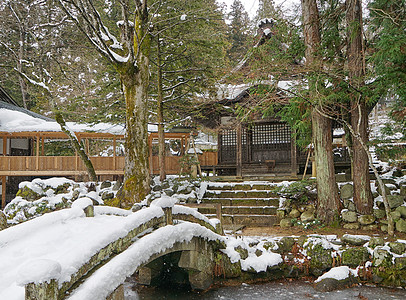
[156, 36, 166, 181]
[120, 64, 151, 207]
[302, 0, 340, 224]
[312, 110, 341, 223]
[117, 6, 152, 208]
[55, 112, 97, 182]
[346, 0, 372, 214]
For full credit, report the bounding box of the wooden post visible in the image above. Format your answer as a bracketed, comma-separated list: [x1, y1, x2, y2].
[113, 137, 117, 170]
[236, 124, 242, 177]
[2, 176, 6, 210]
[290, 132, 297, 176]
[41, 137, 45, 156]
[148, 135, 153, 175]
[3, 136, 7, 155]
[36, 134, 39, 170]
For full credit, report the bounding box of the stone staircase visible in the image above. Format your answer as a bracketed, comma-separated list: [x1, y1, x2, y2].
[199, 182, 280, 227]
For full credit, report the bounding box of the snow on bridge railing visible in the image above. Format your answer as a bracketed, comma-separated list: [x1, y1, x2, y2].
[17, 196, 222, 300]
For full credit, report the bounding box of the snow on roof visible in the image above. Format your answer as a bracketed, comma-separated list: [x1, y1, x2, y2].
[0, 106, 158, 135]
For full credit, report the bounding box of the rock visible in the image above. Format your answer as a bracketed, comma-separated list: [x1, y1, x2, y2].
[163, 189, 174, 196]
[131, 203, 142, 212]
[396, 206, 406, 218]
[372, 248, 393, 267]
[305, 204, 315, 213]
[343, 223, 360, 230]
[289, 209, 301, 218]
[152, 185, 163, 192]
[280, 218, 292, 227]
[381, 178, 397, 185]
[387, 195, 405, 209]
[16, 186, 41, 201]
[361, 224, 378, 231]
[341, 234, 370, 246]
[400, 184, 406, 197]
[380, 224, 388, 232]
[314, 268, 358, 292]
[340, 184, 354, 200]
[305, 242, 333, 276]
[235, 246, 248, 260]
[394, 257, 406, 270]
[347, 202, 356, 212]
[377, 184, 391, 197]
[369, 237, 385, 248]
[255, 249, 263, 256]
[390, 210, 401, 222]
[358, 215, 376, 225]
[389, 242, 406, 255]
[263, 241, 276, 251]
[300, 210, 315, 222]
[276, 209, 286, 219]
[101, 191, 114, 201]
[396, 218, 406, 233]
[275, 237, 296, 254]
[373, 208, 386, 219]
[72, 190, 80, 201]
[342, 210, 357, 223]
[100, 181, 111, 189]
[55, 183, 71, 195]
[87, 183, 96, 192]
[342, 247, 370, 267]
[112, 179, 122, 191]
[393, 168, 403, 178]
[0, 211, 7, 230]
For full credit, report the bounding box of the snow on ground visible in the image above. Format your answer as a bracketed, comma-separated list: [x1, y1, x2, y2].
[0, 205, 164, 300]
[314, 266, 357, 283]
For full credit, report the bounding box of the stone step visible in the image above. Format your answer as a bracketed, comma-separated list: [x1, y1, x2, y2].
[201, 198, 280, 207]
[204, 190, 278, 199]
[206, 184, 280, 191]
[198, 205, 278, 215]
[205, 214, 278, 227]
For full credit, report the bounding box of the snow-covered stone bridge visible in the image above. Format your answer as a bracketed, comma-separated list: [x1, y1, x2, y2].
[0, 198, 225, 300]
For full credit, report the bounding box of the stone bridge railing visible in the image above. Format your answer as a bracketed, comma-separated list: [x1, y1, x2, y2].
[22, 200, 224, 300]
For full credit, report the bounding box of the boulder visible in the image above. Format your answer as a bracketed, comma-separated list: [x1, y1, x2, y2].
[289, 208, 301, 218]
[275, 237, 296, 254]
[341, 234, 369, 246]
[389, 242, 406, 255]
[112, 179, 122, 191]
[16, 186, 41, 201]
[400, 184, 406, 197]
[347, 201, 356, 212]
[390, 210, 401, 222]
[343, 223, 360, 230]
[369, 237, 385, 248]
[101, 191, 114, 201]
[305, 242, 333, 276]
[340, 184, 354, 200]
[361, 224, 378, 231]
[100, 181, 112, 189]
[300, 210, 315, 222]
[280, 218, 292, 228]
[314, 267, 358, 292]
[387, 195, 405, 209]
[396, 206, 406, 218]
[396, 218, 406, 233]
[358, 215, 375, 225]
[276, 209, 286, 219]
[235, 246, 248, 260]
[342, 210, 357, 223]
[372, 248, 393, 267]
[373, 208, 386, 219]
[342, 247, 370, 267]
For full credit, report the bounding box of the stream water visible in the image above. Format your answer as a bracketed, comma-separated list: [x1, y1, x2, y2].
[124, 279, 406, 300]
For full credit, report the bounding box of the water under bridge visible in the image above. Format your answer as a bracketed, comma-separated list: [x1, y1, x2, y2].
[0, 198, 225, 300]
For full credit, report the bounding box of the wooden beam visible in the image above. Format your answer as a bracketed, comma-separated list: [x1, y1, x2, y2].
[41, 137, 45, 155]
[113, 137, 116, 170]
[291, 131, 297, 176]
[148, 135, 153, 175]
[1, 176, 6, 209]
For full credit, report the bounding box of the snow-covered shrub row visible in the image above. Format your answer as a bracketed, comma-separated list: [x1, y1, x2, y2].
[3, 177, 119, 224]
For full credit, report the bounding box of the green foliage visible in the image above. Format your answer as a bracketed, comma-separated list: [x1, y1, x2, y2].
[276, 180, 316, 205]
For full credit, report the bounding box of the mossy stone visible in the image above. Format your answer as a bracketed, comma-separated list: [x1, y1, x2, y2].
[280, 218, 292, 227]
[341, 234, 369, 246]
[388, 195, 405, 209]
[275, 237, 296, 254]
[342, 210, 357, 223]
[340, 183, 354, 200]
[289, 209, 301, 218]
[396, 219, 406, 233]
[100, 181, 112, 189]
[235, 246, 248, 260]
[343, 223, 360, 230]
[300, 210, 315, 222]
[373, 208, 386, 219]
[389, 242, 406, 255]
[305, 243, 333, 276]
[390, 210, 402, 222]
[16, 186, 41, 201]
[396, 206, 406, 218]
[373, 248, 393, 268]
[369, 237, 385, 248]
[0, 211, 7, 230]
[342, 247, 370, 267]
[358, 215, 376, 225]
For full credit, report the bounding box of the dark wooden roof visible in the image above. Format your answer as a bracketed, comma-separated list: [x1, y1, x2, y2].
[0, 86, 19, 106]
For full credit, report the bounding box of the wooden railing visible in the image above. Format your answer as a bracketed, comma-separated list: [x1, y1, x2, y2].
[0, 152, 218, 176]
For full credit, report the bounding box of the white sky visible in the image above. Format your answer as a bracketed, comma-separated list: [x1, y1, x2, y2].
[222, 0, 298, 19]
